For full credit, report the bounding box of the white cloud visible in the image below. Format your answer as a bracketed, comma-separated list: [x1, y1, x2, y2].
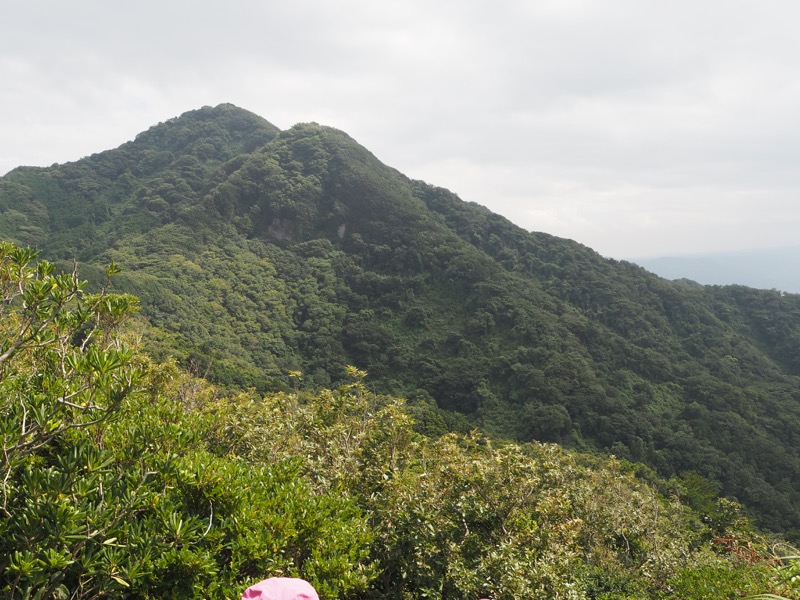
[3, 0, 800, 258]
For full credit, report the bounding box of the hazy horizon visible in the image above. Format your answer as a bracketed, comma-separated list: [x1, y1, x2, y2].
[632, 245, 800, 294]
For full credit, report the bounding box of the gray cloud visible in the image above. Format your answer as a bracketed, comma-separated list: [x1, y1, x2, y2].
[3, 0, 800, 258]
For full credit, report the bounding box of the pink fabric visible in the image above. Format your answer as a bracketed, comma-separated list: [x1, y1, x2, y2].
[241, 577, 320, 600]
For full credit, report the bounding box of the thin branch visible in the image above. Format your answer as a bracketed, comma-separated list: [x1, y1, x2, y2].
[56, 398, 106, 412]
[202, 502, 214, 538]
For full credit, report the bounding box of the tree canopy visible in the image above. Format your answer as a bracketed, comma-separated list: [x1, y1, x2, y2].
[3, 242, 798, 598]
[2, 104, 800, 537]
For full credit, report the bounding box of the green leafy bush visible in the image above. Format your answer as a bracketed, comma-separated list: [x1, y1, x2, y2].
[0, 243, 373, 598]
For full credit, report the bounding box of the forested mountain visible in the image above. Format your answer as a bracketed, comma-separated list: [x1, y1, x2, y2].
[2, 103, 800, 536]
[0, 249, 783, 598]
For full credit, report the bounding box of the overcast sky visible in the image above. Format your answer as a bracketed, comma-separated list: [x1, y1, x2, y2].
[3, 1, 800, 259]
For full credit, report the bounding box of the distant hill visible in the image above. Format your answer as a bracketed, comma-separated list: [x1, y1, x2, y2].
[2, 104, 800, 533]
[634, 247, 800, 294]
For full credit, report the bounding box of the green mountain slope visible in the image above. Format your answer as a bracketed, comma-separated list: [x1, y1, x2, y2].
[0, 246, 781, 598]
[2, 104, 800, 533]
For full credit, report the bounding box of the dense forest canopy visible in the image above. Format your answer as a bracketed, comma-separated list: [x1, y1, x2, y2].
[2, 104, 800, 541]
[0, 240, 794, 598]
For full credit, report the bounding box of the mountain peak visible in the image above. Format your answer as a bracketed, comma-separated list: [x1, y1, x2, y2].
[128, 103, 281, 157]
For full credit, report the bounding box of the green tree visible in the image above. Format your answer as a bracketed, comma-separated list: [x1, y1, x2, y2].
[0, 244, 375, 598]
[0, 242, 145, 597]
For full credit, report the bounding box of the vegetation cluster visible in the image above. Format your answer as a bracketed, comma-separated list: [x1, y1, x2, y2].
[3, 104, 800, 596]
[0, 241, 796, 598]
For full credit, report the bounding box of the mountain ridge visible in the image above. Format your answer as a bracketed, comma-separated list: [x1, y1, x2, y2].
[2, 104, 800, 533]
